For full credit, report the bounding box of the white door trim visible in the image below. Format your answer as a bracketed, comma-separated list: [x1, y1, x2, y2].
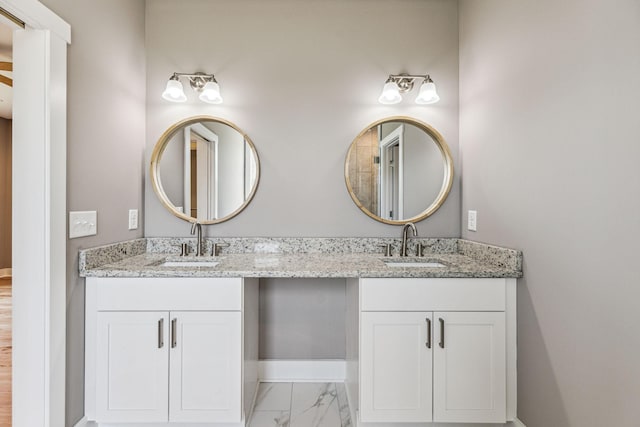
[4, 1, 69, 427]
[379, 125, 404, 220]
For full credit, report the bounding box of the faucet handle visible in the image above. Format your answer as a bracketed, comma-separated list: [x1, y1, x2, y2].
[212, 242, 230, 257]
[380, 244, 392, 257]
[179, 243, 189, 257]
[417, 243, 425, 257]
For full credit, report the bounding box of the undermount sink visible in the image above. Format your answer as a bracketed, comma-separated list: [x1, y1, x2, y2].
[384, 259, 446, 268]
[161, 260, 220, 268]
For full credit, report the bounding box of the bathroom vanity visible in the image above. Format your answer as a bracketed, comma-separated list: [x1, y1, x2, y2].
[79, 115, 520, 426]
[80, 237, 521, 427]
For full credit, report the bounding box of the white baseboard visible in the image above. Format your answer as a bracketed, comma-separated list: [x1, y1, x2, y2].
[259, 359, 346, 382]
[512, 419, 527, 427]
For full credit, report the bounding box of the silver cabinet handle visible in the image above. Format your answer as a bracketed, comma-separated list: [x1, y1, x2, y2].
[439, 317, 445, 348]
[171, 318, 177, 348]
[426, 318, 432, 349]
[158, 318, 164, 349]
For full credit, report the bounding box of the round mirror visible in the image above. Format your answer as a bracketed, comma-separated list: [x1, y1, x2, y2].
[345, 117, 453, 225]
[150, 116, 260, 224]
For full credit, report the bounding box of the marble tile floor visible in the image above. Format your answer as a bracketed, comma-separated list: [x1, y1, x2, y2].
[250, 382, 352, 427]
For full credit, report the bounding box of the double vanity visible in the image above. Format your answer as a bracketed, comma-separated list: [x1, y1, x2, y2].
[79, 237, 521, 427]
[78, 115, 521, 426]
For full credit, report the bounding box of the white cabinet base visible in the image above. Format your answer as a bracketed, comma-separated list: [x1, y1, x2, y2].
[348, 278, 518, 426]
[85, 277, 258, 427]
[433, 311, 506, 423]
[96, 312, 169, 423]
[360, 312, 433, 423]
[169, 311, 242, 423]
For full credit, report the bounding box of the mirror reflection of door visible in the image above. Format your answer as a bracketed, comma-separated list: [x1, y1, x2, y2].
[379, 124, 404, 221]
[183, 124, 218, 221]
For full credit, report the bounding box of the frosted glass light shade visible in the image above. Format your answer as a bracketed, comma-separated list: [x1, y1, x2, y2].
[378, 81, 402, 105]
[415, 80, 440, 104]
[199, 81, 223, 104]
[162, 79, 187, 102]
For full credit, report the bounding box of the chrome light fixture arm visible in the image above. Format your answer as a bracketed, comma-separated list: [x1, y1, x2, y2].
[378, 73, 439, 105]
[168, 72, 218, 91]
[386, 74, 432, 93]
[162, 71, 223, 104]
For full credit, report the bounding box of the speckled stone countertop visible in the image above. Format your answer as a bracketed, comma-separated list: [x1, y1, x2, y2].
[79, 238, 522, 279]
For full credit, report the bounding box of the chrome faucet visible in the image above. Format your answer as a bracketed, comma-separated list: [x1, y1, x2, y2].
[400, 222, 417, 257]
[190, 222, 203, 256]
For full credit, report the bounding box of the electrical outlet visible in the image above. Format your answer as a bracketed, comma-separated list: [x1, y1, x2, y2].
[69, 211, 97, 238]
[468, 210, 477, 232]
[128, 209, 139, 230]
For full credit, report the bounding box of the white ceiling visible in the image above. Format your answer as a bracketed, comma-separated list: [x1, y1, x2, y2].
[0, 22, 12, 120]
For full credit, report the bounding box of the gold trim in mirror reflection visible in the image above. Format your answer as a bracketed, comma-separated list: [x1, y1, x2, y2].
[344, 116, 454, 225]
[150, 115, 260, 225]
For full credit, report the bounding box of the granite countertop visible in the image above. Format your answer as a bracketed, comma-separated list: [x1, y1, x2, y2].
[79, 238, 522, 279]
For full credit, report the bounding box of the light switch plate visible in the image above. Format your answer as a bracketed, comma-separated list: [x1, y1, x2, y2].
[128, 209, 139, 230]
[468, 210, 477, 232]
[69, 211, 97, 238]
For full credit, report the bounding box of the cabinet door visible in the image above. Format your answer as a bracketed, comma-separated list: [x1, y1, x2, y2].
[96, 311, 169, 422]
[433, 311, 506, 423]
[169, 311, 242, 423]
[360, 312, 433, 422]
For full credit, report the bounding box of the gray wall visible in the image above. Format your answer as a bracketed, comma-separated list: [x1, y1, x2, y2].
[459, 1, 640, 426]
[39, 0, 146, 426]
[144, 0, 460, 238]
[145, 0, 460, 360]
[259, 278, 346, 359]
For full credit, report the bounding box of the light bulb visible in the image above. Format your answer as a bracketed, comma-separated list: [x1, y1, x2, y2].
[415, 79, 440, 104]
[378, 81, 402, 105]
[162, 78, 187, 102]
[199, 81, 223, 104]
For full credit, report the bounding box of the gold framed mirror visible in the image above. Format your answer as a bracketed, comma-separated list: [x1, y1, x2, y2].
[345, 116, 453, 225]
[150, 116, 260, 224]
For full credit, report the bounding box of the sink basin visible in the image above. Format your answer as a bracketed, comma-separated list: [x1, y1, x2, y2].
[161, 260, 220, 268]
[384, 259, 446, 268]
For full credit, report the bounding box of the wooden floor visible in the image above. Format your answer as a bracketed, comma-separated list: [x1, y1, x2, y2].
[0, 278, 11, 426]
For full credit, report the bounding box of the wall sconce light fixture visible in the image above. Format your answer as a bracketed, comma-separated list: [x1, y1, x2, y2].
[162, 72, 223, 104]
[378, 74, 439, 105]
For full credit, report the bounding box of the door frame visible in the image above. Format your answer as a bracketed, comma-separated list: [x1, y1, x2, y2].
[1, 1, 70, 426]
[379, 124, 404, 221]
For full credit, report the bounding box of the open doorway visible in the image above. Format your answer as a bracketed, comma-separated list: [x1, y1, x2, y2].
[0, 17, 11, 427]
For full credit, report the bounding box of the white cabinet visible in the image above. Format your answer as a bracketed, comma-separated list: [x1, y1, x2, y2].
[169, 311, 241, 423]
[432, 311, 506, 423]
[96, 311, 169, 423]
[85, 277, 259, 427]
[354, 278, 516, 425]
[360, 312, 433, 422]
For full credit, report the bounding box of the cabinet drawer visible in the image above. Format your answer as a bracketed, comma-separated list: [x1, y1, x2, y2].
[361, 278, 505, 311]
[90, 277, 242, 311]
